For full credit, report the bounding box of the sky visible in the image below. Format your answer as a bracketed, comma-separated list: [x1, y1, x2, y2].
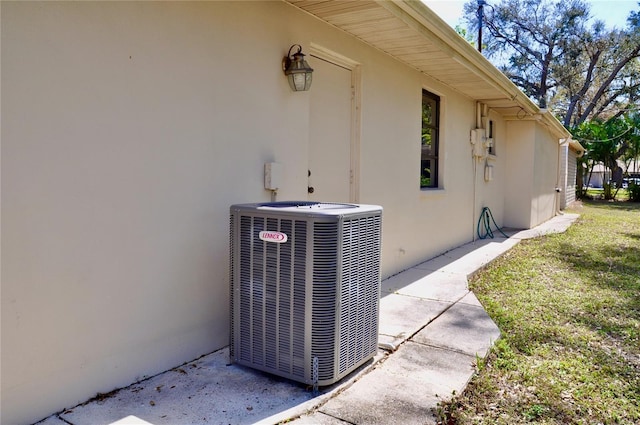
[423, 0, 638, 30]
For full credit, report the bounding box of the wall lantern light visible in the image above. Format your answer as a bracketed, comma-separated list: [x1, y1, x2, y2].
[282, 44, 314, 92]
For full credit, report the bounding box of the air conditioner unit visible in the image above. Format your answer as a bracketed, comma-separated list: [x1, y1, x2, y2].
[229, 201, 382, 387]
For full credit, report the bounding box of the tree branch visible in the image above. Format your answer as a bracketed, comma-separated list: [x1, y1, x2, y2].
[577, 43, 640, 124]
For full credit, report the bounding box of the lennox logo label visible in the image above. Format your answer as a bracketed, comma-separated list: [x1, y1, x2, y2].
[259, 231, 288, 243]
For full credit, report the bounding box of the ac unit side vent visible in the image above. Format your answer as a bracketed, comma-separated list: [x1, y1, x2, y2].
[311, 221, 339, 382]
[336, 215, 381, 376]
[229, 213, 235, 359]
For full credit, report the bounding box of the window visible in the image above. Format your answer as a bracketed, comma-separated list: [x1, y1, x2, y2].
[488, 119, 495, 156]
[421, 90, 440, 188]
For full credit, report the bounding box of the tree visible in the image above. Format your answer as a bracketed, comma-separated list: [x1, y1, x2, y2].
[573, 114, 640, 199]
[455, 24, 476, 48]
[463, 0, 640, 127]
[620, 113, 640, 173]
[621, 112, 640, 201]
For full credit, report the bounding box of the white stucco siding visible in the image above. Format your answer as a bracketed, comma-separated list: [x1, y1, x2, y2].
[1, 1, 540, 423]
[473, 111, 508, 234]
[503, 119, 562, 229]
[504, 120, 535, 229]
[360, 68, 479, 274]
[2, 2, 312, 423]
[358, 60, 425, 273]
[531, 126, 561, 227]
[560, 145, 569, 209]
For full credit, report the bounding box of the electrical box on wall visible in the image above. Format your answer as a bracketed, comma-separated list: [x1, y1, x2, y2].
[264, 162, 282, 191]
[470, 129, 480, 145]
[471, 129, 485, 158]
[484, 164, 494, 182]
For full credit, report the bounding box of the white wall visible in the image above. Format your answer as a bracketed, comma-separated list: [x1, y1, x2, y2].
[531, 125, 561, 227]
[473, 110, 508, 235]
[2, 2, 310, 423]
[560, 145, 569, 209]
[361, 70, 479, 274]
[1, 1, 548, 423]
[503, 119, 562, 228]
[504, 120, 535, 228]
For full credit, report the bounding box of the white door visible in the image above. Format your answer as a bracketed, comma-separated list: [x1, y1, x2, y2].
[308, 56, 353, 203]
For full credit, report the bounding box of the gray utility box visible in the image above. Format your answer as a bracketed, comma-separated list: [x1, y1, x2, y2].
[229, 201, 382, 387]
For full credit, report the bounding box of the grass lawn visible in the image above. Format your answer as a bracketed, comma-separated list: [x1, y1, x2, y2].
[585, 188, 630, 202]
[437, 200, 640, 424]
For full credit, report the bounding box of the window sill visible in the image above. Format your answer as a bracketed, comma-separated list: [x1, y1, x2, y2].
[419, 187, 446, 198]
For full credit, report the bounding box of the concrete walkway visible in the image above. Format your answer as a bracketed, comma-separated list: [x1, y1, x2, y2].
[36, 214, 579, 425]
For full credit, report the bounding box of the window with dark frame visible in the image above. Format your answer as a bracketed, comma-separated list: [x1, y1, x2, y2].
[488, 119, 495, 156]
[421, 90, 440, 188]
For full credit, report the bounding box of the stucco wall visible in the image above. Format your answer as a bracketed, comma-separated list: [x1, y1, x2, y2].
[560, 145, 569, 209]
[2, 2, 310, 423]
[503, 119, 562, 229]
[531, 125, 561, 227]
[473, 110, 508, 236]
[363, 73, 480, 273]
[504, 120, 535, 229]
[2, 1, 539, 423]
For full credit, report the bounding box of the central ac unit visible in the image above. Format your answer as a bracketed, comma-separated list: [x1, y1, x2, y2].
[229, 201, 382, 387]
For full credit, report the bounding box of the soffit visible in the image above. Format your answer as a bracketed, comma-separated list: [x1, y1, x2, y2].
[285, 0, 533, 113]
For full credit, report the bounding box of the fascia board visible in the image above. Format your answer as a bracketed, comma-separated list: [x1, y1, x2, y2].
[386, 1, 574, 142]
[381, 0, 539, 115]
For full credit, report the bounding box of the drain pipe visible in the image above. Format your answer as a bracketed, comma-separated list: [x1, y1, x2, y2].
[471, 101, 483, 241]
[471, 103, 478, 241]
[472, 153, 478, 241]
[264, 162, 282, 202]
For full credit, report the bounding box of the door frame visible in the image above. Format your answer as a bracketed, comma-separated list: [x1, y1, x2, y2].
[309, 43, 361, 203]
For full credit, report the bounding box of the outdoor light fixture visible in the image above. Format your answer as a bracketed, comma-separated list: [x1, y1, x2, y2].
[282, 44, 313, 92]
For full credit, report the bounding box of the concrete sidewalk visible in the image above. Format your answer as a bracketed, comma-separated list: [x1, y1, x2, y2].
[36, 214, 579, 425]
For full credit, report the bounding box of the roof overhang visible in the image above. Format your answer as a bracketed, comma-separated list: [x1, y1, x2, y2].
[561, 137, 586, 157]
[568, 139, 586, 157]
[284, 0, 572, 140]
